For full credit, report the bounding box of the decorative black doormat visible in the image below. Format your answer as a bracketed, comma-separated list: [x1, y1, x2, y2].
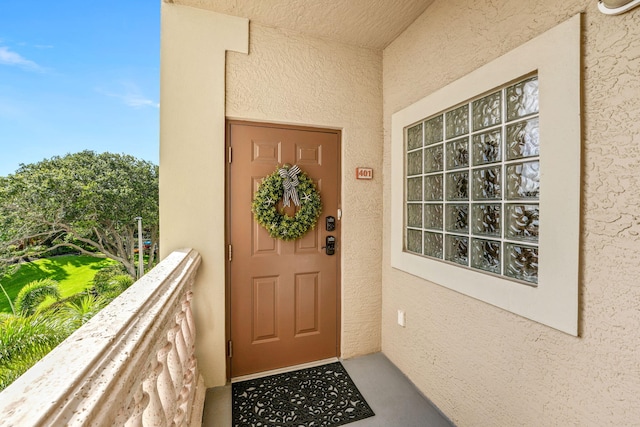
[232, 361, 375, 427]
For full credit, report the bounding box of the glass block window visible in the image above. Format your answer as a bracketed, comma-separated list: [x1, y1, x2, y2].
[404, 75, 540, 285]
[392, 15, 580, 335]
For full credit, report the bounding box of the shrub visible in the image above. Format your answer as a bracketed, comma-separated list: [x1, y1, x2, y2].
[0, 314, 68, 391]
[14, 279, 61, 317]
[98, 275, 134, 300]
[58, 295, 110, 330]
[91, 264, 128, 295]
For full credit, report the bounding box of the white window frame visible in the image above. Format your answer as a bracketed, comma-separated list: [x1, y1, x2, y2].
[391, 14, 581, 335]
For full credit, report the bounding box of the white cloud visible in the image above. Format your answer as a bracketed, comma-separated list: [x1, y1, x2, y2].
[119, 94, 160, 109]
[97, 81, 159, 109]
[0, 46, 43, 71]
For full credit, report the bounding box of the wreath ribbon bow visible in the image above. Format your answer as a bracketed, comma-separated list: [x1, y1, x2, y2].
[279, 165, 301, 207]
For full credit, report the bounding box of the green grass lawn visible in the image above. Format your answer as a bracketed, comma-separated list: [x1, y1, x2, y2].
[0, 255, 119, 313]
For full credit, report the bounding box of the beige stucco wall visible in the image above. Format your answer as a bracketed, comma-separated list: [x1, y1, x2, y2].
[382, 1, 640, 426]
[161, 5, 383, 387]
[160, 4, 248, 387]
[226, 23, 384, 361]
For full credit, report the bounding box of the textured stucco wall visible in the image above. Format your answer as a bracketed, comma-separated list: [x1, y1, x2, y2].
[226, 24, 383, 359]
[383, 1, 640, 426]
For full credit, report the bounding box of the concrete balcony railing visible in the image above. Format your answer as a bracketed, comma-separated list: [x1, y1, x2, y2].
[0, 249, 205, 426]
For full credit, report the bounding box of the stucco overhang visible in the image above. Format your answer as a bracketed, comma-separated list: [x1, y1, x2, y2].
[165, 0, 435, 49]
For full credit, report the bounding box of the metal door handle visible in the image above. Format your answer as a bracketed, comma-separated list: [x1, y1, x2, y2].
[322, 236, 336, 255]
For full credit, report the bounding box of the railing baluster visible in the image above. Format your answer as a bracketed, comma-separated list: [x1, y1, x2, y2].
[166, 326, 183, 398]
[142, 363, 168, 427]
[157, 342, 177, 421]
[174, 323, 189, 375]
[122, 385, 147, 427]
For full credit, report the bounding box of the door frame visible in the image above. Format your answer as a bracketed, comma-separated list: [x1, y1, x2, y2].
[224, 119, 342, 381]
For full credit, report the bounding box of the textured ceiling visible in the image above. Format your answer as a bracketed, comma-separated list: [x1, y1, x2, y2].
[169, 0, 435, 49]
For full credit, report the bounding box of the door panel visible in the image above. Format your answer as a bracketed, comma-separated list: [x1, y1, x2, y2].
[228, 121, 341, 377]
[295, 272, 320, 335]
[252, 276, 279, 342]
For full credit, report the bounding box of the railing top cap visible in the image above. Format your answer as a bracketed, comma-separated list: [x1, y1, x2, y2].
[0, 249, 201, 426]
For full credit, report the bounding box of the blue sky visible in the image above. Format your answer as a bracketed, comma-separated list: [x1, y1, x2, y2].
[0, 1, 159, 176]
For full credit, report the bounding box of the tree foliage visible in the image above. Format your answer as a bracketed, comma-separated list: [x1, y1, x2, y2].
[0, 314, 68, 390]
[0, 276, 128, 390]
[0, 151, 159, 278]
[14, 279, 60, 316]
[58, 295, 110, 330]
[92, 265, 134, 299]
[91, 263, 128, 293]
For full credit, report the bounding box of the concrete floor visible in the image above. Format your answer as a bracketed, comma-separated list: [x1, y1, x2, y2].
[202, 352, 454, 426]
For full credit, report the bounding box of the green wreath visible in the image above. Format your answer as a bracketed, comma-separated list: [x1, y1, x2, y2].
[252, 165, 322, 241]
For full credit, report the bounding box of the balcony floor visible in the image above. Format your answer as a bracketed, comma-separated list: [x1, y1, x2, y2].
[202, 352, 454, 426]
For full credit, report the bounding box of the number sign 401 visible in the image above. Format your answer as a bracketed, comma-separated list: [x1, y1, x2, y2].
[356, 167, 373, 180]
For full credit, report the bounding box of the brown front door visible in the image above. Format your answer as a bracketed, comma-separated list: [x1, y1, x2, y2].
[227, 121, 341, 378]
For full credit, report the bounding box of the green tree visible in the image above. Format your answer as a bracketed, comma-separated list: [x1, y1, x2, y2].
[0, 151, 159, 278]
[14, 279, 60, 316]
[0, 314, 68, 390]
[58, 295, 109, 330]
[0, 262, 20, 315]
[91, 263, 128, 294]
[92, 267, 134, 300]
[0, 277, 126, 391]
